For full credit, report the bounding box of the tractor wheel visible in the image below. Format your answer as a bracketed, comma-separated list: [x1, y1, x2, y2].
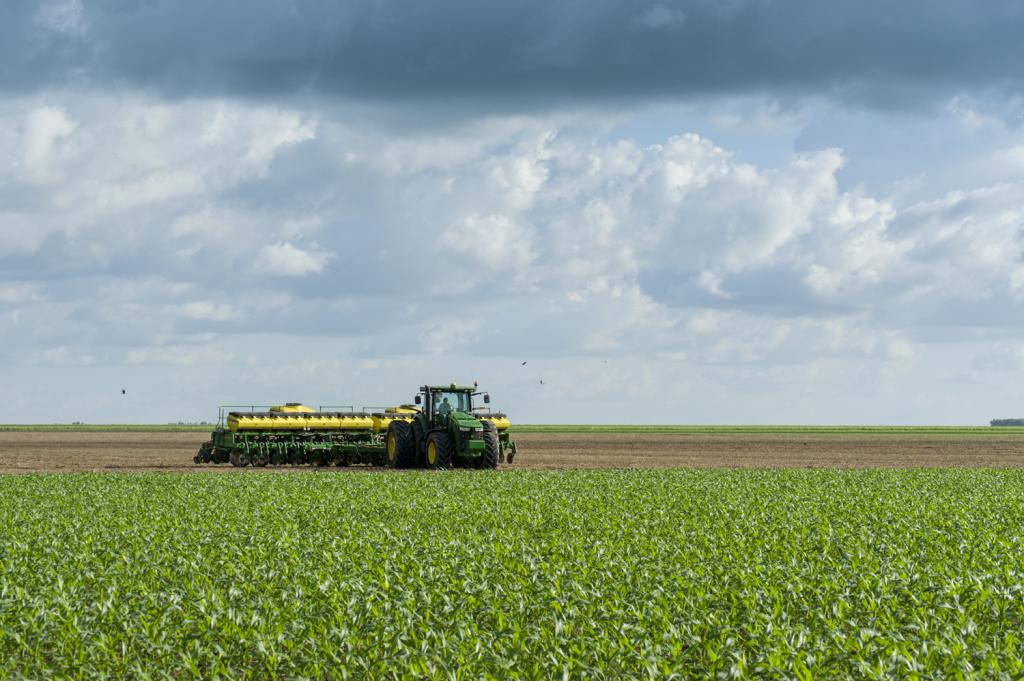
[425, 431, 454, 470]
[386, 421, 415, 469]
[479, 422, 499, 470]
[411, 419, 426, 467]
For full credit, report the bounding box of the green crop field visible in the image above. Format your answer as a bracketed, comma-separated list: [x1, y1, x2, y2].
[2, 470, 1024, 678]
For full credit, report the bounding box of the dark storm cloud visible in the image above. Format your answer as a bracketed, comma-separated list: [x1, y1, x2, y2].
[4, 0, 1024, 106]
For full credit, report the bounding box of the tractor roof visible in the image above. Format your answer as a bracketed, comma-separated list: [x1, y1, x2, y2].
[422, 383, 476, 392]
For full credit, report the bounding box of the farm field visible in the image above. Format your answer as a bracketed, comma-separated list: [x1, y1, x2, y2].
[1, 428, 1024, 472]
[3, 423, 1023, 434]
[3, 470, 1024, 678]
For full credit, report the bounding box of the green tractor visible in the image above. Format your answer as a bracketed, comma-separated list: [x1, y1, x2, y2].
[385, 383, 516, 469]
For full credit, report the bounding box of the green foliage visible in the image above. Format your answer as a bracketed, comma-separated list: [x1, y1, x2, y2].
[2, 470, 1024, 678]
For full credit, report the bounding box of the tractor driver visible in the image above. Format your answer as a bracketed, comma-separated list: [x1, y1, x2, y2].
[437, 397, 452, 418]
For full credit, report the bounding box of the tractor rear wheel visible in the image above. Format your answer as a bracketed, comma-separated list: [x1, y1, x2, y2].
[425, 431, 454, 469]
[479, 422, 499, 470]
[386, 421, 415, 469]
[411, 419, 426, 467]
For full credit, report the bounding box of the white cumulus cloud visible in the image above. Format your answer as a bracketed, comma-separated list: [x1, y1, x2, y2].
[439, 213, 534, 271]
[255, 242, 332, 277]
[3, 90, 1024, 423]
[22, 106, 77, 182]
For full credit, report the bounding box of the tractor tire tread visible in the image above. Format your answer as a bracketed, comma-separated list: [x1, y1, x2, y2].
[426, 431, 454, 469]
[411, 419, 427, 467]
[388, 421, 416, 469]
[480, 421, 499, 470]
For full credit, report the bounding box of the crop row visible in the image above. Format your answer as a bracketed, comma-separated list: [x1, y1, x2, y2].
[2, 470, 1024, 678]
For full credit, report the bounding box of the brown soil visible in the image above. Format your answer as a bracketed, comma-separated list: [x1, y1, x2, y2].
[1, 431, 1023, 473]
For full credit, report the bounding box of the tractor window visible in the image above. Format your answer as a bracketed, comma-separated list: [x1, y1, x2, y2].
[432, 391, 470, 414]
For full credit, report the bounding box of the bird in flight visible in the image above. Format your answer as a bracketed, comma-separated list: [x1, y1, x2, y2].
[121, 389, 126, 395]
[521, 361, 527, 366]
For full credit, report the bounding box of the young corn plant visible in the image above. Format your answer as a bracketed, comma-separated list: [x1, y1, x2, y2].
[1, 470, 1023, 678]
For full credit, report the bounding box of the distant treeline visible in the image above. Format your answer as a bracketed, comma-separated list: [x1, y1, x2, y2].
[991, 418, 1024, 427]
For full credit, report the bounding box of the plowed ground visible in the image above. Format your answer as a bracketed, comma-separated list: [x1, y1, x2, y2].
[2, 431, 1023, 473]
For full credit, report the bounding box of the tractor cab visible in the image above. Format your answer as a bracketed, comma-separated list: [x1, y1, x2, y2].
[415, 383, 489, 428]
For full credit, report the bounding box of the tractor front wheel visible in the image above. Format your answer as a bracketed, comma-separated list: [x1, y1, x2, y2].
[425, 431, 454, 470]
[386, 421, 415, 469]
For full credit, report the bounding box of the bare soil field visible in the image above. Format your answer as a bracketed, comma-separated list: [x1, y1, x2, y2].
[1, 430, 1023, 473]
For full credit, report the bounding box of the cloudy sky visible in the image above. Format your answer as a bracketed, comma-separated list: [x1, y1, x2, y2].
[2, 0, 1024, 424]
